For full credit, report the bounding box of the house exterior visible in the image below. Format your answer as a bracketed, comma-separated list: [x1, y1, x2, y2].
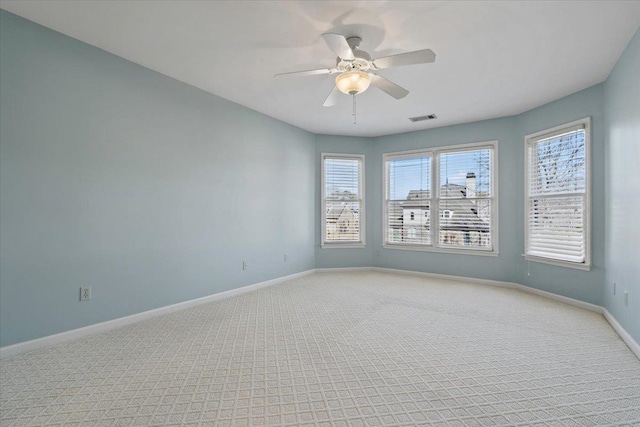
[325, 203, 359, 241]
[399, 189, 431, 244]
[393, 173, 491, 246]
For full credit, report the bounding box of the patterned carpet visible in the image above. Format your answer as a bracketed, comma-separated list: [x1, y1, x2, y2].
[1, 271, 639, 426]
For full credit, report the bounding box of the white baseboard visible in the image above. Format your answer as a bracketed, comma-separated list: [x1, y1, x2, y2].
[315, 267, 374, 273]
[603, 308, 640, 360]
[366, 266, 636, 359]
[0, 269, 315, 359]
[343, 266, 636, 359]
[509, 282, 603, 313]
[374, 266, 521, 289]
[372, 267, 602, 313]
[3, 266, 637, 362]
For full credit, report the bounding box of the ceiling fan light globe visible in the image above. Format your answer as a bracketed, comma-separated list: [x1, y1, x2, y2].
[335, 70, 371, 95]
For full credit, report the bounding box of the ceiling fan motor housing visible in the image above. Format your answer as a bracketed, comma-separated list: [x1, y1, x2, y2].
[334, 36, 372, 72]
[337, 56, 371, 72]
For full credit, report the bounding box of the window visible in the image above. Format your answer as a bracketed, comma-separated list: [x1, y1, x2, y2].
[322, 153, 365, 247]
[524, 118, 591, 270]
[384, 141, 497, 254]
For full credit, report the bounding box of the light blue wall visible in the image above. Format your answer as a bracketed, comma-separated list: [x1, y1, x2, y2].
[314, 135, 374, 268]
[517, 84, 605, 305]
[0, 11, 316, 347]
[604, 29, 640, 343]
[316, 82, 606, 307]
[370, 117, 523, 284]
[2, 9, 637, 348]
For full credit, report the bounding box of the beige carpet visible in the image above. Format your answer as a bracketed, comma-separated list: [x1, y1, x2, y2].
[1, 271, 639, 426]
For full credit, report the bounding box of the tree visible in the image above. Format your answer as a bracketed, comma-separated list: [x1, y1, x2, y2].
[535, 132, 585, 193]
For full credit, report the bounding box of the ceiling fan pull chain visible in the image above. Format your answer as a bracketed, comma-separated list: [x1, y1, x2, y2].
[353, 94, 357, 124]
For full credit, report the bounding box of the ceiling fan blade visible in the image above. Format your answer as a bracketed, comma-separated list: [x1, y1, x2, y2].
[370, 74, 409, 99]
[373, 49, 436, 70]
[274, 68, 336, 78]
[323, 86, 341, 107]
[321, 33, 355, 60]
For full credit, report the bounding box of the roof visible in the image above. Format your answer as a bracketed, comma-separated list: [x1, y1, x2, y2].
[439, 199, 490, 232]
[403, 189, 430, 208]
[326, 203, 357, 222]
[396, 186, 490, 232]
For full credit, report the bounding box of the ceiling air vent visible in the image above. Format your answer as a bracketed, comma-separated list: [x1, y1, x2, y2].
[409, 114, 437, 122]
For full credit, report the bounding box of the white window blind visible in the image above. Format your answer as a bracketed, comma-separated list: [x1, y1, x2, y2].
[438, 148, 493, 249]
[386, 155, 432, 245]
[525, 118, 590, 268]
[383, 141, 497, 254]
[322, 154, 364, 246]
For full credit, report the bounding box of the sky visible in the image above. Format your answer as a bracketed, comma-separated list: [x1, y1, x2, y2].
[389, 149, 492, 200]
[324, 149, 493, 201]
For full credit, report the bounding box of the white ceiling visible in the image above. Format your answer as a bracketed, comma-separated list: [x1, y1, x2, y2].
[2, 1, 639, 137]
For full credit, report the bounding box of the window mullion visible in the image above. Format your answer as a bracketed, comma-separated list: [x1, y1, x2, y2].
[431, 152, 439, 248]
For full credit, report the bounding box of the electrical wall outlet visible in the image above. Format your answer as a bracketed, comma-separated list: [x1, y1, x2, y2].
[80, 287, 91, 301]
[242, 261, 247, 271]
[624, 291, 628, 307]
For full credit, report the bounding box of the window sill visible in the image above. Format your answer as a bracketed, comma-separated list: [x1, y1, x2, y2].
[383, 244, 499, 257]
[523, 254, 591, 271]
[322, 242, 366, 249]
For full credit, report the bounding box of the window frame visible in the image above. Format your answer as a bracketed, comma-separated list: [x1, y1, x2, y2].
[523, 117, 591, 271]
[382, 141, 499, 256]
[321, 153, 366, 248]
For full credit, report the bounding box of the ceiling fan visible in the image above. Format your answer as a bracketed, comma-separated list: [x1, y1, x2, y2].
[275, 33, 436, 107]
